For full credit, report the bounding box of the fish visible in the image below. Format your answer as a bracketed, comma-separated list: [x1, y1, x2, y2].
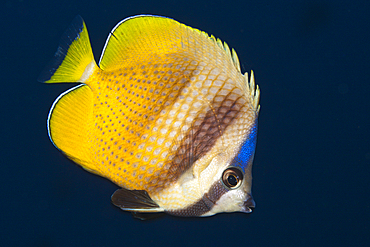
[39, 15, 260, 217]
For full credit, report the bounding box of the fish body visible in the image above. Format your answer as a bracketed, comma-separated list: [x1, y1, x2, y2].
[40, 15, 260, 217]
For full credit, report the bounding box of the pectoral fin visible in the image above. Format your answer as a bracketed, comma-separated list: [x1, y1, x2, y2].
[111, 188, 164, 213]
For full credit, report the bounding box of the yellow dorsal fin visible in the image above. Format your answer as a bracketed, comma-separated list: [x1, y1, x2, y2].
[98, 15, 242, 72]
[98, 15, 185, 70]
[38, 15, 97, 83]
[48, 85, 98, 174]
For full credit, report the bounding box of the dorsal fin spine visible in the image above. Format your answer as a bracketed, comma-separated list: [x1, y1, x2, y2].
[244, 71, 260, 114]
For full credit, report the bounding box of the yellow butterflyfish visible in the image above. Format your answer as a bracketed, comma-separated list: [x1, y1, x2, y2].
[39, 15, 260, 218]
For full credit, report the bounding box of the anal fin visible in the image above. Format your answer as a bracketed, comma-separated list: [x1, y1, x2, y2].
[111, 188, 164, 213]
[48, 84, 99, 174]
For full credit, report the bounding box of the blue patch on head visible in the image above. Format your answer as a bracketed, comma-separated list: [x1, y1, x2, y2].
[231, 121, 258, 170]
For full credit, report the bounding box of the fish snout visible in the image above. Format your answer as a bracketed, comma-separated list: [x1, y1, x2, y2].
[242, 194, 255, 213]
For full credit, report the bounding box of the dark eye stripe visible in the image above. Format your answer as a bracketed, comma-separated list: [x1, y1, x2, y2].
[167, 180, 227, 216]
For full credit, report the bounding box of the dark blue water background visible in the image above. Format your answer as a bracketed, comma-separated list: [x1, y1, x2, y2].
[1, 0, 369, 246]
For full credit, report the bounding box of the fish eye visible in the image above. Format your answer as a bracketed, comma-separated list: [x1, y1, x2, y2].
[222, 167, 244, 189]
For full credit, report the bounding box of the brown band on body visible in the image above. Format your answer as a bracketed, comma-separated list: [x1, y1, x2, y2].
[145, 88, 246, 193]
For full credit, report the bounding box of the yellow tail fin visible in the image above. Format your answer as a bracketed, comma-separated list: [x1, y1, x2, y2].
[38, 15, 97, 83]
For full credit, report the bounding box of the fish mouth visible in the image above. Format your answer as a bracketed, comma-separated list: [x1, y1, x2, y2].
[242, 194, 255, 213]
